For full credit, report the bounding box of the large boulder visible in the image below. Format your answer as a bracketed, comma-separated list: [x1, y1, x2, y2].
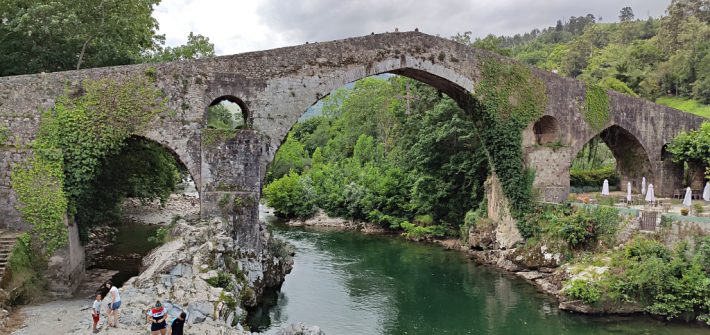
[113, 219, 293, 330]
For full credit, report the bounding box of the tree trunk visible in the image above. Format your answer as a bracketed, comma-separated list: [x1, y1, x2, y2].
[76, 36, 94, 70]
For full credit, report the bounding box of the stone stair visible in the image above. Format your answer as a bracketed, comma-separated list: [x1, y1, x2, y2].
[0, 231, 18, 282]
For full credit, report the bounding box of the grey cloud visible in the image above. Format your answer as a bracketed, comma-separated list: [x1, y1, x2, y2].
[256, 0, 670, 44]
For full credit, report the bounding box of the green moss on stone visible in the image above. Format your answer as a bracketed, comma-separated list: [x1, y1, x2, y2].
[584, 84, 610, 132]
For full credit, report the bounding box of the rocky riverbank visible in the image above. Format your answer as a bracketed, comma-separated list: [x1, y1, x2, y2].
[285, 209, 388, 234]
[7, 217, 297, 334]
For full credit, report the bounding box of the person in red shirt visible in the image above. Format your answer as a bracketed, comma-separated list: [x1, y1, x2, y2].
[146, 301, 168, 335]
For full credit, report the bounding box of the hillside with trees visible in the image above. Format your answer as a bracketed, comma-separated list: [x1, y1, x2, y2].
[454, 0, 710, 117]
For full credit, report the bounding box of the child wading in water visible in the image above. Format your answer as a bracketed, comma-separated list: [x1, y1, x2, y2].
[91, 293, 102, 333]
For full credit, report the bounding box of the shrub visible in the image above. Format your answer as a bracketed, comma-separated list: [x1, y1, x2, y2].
[681, 208, 689, 216]
[206, 271, 234, 291]
[623, 237, 670, 260]
[565, 279, 602, 304]
[559, 212, 594, 247]
[6, 234, 48, 304]
[147, 222, 176, 244]
[570, 167, 619, 188]
[599, 196, 615, 207]
[552, 206, 619, 248]
[413, 214, 434, 226]
[693, 203, 704, 214]
[660, 216, 673, 229]
[605, 236, 710, 322]
[263, 171, 316, 219]
[367, 210, 405, 229]
[400, 221, 446, 239]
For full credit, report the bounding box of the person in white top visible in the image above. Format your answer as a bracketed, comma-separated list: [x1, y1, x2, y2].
[105, 281, 122, 328]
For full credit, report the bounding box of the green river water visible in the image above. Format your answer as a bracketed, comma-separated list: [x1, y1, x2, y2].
[247, 221, 709, 335]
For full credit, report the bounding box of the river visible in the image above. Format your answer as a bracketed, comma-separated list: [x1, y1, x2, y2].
[247, 213, 708, 335]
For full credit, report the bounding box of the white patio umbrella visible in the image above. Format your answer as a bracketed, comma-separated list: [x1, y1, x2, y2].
[703, 182, 710, 202]
[602, 179, 610, 196]
[645, 184, 655, 203]
[626, 182, 632, 202]
[641, 177, 647, 195]
[683, 187, 693, 207]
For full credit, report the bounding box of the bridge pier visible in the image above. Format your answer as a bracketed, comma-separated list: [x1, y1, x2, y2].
[655, 159, 684, 197]
[200, 130, 265, 252]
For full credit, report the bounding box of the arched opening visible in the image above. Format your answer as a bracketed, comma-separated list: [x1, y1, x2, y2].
[662, 143, 706, 191]
[207, 95, 249, 129]
[80, 135, 199, 287]
[254, 73, 492, 331]
[570, 125, 653, 202]
[532, 116, 560, 145]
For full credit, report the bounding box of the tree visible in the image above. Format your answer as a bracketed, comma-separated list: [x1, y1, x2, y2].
[0, 0, 161, 75]
[658, 0, 710, 54]
[472, 34, 512, 56]
[619, 7, 635, 22]
[667, 121, 710, 178]
[146, 32, 215, 62]
[268, 134, 309, 182]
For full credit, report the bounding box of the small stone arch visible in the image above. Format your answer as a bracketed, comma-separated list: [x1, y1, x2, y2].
[532, 115, 561, 145]
[660, 144, 673, 161]
[572, 124, 655, 192]
[206, 95, 249, 129]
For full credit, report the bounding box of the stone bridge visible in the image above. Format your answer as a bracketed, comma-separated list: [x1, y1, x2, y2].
[0, 31, 704, 251]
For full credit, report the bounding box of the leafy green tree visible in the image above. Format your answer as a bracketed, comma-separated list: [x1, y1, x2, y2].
[264, 76, 489, 229]
[598, 77, 638, 96]
[0, 0, 161, 75]
[268, 134, 309, 182]
[263, 171, 316, 219]
[619, 7, 635, 22]
[146, 32, 215, 62]
[667, 121, 710, 178]
[207, 103, 235, 129]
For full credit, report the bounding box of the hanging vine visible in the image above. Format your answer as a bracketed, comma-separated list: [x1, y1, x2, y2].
[11, 76, 166, 254]
[474, 56, 548, 237]
[584, 84, 610, 132]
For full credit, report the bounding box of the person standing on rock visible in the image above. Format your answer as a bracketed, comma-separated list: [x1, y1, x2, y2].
[104, 281, 122, 327]
[168, 312, 186, 335]
[147, 301, 168, 335]
[91, 292, 102, 333]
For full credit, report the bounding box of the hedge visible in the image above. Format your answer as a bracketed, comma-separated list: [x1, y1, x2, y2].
[570, 166, 619, 188]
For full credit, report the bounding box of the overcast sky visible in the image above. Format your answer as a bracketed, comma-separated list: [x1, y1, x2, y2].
[154, 0, 671, 55]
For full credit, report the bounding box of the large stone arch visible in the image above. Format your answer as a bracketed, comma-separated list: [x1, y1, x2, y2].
[244, 55, 483, 179]
[257, 65, 477, 176]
